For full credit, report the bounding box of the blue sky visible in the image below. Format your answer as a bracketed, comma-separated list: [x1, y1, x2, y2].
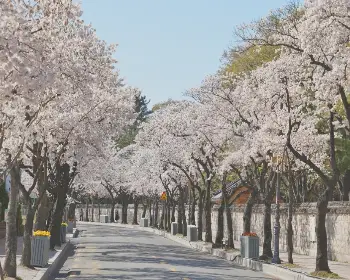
[81, 0, 291, 107]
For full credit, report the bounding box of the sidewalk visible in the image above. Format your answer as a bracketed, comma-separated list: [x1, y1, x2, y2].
[250, 240, 350, 280]
[0, 234, 73, 280]
[79, 221, 350, 280]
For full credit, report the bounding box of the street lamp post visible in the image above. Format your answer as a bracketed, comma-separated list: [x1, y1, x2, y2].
[272, 163, 281, 264]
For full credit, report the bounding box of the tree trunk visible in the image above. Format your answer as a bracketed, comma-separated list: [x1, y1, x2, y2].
[177, 190, 183, 234]
[91, 197, 94, 222]
[21, 207, 35, 266]
[205, 183, 212, 243]
[110, 203, 115, 223]
[49, 192, 65, 250]
[154, 201, 159, 228]
[287, 192, 294, 264]
[197, 190, 204, 241]
[191, 189, 196, 225]
[342, 169, 350, 201]
[122, 201, 128, 224]
[315, 197, 330, 272]
[133, 201, 139, 224]
[98, 200, 101, 217]
[149, 202, 153, 226]
[4, 165, 19, 278]
[164, 202, 168, 230]
[85, 200, 89, 222]
[160, 202, 165, 229]
[35, 192, 49, 230]
[214, 205, 224, 246]
[243, 190, 257, 233]
[225, 205, 234, 248]
[142, 204, 147, 218]
[171, 202, 176, 222]
[46, 207, 53, 230]
[222, 182, 234, 249]
[166, 203, 171, 232]
[262, 201, 273, 258]
[182, 204, 187, 236]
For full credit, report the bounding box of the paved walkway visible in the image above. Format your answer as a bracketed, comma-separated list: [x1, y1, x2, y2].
[53, 223, 275, 280]
[230, 240, 350, 279]
[0, 235, 70, 280]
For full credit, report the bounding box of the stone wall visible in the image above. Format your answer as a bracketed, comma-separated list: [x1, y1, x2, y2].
[76, 201, 350, 262]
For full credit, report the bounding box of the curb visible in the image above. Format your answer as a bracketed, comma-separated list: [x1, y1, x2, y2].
[33, 241, 73, 280]
[78, 222, 319, 280]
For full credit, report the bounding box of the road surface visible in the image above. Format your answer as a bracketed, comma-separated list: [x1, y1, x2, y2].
[53, 223, 275, 280]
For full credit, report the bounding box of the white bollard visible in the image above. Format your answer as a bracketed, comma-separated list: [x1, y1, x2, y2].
[187, 225, 198, 242]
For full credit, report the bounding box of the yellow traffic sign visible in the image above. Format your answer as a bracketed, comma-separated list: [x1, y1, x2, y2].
[160, 191, 167, 201]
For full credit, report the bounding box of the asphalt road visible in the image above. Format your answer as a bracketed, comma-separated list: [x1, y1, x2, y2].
[53, 223, 275, 280]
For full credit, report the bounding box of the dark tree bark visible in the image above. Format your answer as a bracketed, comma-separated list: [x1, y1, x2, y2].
[221, 175, 234, 249]
[171, 201, 176, 223]
[159, 202, 165, 229]
[225, 205, 234, 248]
[166, 202, 171, 232]
[182, 205, 187, 236]
[243, 189, 257, 233]
[342, 169, 350, 201]
[177, 189, 184, 234]
[149, 202, 153, 226]
[35, 192, 48, 230]
[4, 163, 20, 278]
[204, 183, 212, 243]
[49, 191, 65, 249]
[262, 201, 273, 258]
[287, 184, 294, 264]
[214, 205, 224, 246]
[49, 162, 72, 250]
[121, 200, 128, 224]
[133, 200, 139, 225]
[85, 200, 89, 222]
[142, 203, 147, 218]
[164, 202, 168, 230]
[287, 109, 338, 272]
[315, 195, 332, 272]
[188, 189, 192, 226]
[19, 147, 47, 266]
[33, 144, 48, 231]
[191, 188, 196, 225]
[21, 207, 35, 266]
[110, 202, 116, 223]
[197, 189, 205, 241]
[91, 196, 94, 222]
[154, 200, 159, 228]
[98, 199, 101, 218]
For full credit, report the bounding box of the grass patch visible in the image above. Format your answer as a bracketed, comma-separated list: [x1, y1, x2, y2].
[310, 271, 342, 279]
[281, 263, 301, 269]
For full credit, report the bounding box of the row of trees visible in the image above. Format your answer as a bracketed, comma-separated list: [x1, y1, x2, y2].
[0, 0, 139, 278]
[81, 0, 350, 275]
